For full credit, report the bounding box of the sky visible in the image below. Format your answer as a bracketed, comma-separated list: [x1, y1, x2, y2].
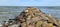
[0, 0, 60, 6]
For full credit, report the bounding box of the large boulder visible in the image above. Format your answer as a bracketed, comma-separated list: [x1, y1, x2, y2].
[2, 7, 60, 27]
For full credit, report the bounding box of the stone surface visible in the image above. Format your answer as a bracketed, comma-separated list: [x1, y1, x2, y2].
[2, 7, 60, 27]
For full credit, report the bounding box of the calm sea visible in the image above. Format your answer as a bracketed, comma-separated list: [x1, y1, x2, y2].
[0, 6, 60, 26]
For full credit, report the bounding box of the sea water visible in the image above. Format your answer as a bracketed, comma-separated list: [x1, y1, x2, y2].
[0, 6, 60, 27]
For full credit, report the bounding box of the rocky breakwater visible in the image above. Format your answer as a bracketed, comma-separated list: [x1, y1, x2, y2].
[2, 7, 60, 27]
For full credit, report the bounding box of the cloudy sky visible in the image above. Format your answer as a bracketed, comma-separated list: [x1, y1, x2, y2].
[0, 0, 60, 6]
